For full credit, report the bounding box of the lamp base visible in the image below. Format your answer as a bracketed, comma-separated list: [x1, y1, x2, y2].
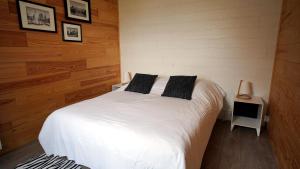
[237, 94, 252, 100]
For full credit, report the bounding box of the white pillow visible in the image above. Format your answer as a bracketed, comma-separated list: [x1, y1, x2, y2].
[149, 76, 169, 95]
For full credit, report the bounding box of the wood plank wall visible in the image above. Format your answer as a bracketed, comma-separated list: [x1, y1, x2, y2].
[268, 0, 300, 168]
[0, 0, 120, 155]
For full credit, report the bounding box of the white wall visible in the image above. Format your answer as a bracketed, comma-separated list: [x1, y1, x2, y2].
[119, 0, 282, 119]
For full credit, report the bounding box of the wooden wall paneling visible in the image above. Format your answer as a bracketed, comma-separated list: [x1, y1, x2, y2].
[0, 98, 15, 106]
[70, 65, 120, 81]
[65, 84, 110, 104]
[7, 0, 17, 14]
[268, 0, 300, 168]
[0, 63, 27, 80]
[26, 31, 64, 47]
[0, 30, 27, 47]
[0, 1, 10, 14]
[98, 0, 119, 25]
[0, 47, 62, 62]
[26, 60, 87, 75]
[86, 52, 120, 68]
[80, 74, 118, 87]
[0, 72, 71, 92]
[0, 0, 120, 155]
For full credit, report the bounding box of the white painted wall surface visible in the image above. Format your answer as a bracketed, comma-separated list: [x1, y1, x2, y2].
[119, 0, 282, 119]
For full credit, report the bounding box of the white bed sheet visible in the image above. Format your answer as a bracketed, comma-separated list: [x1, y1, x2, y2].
[39, 79, 223, 169]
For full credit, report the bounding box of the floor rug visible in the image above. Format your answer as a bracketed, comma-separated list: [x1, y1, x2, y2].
[16, 153, 85, 169]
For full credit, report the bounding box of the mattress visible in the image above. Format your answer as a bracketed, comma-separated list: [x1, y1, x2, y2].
[39, 78, 224, 169]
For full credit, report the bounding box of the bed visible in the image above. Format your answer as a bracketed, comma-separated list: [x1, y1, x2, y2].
[39, 77, 224, 169]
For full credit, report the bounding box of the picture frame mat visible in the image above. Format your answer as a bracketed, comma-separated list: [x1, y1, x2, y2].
[18, 0, 56, 32]
[62, 22, 82, 42]
[67, 0, 90, 21]
[64, 0, 91, 23]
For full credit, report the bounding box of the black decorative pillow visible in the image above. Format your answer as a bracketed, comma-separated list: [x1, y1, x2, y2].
[161, 76, 197, 100]
[125, 73, 158, 94]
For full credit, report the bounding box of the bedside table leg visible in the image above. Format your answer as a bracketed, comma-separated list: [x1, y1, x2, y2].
[256, 128, 260, 136]
[230, 124, 234, 131]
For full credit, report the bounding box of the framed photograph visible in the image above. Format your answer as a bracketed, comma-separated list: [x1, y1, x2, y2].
[62, 22, 82, 42]
[64, 0, 92, 23]
[16, 0, 57, 33]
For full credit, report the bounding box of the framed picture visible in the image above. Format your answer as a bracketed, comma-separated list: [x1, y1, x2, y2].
[64, 0, 92, 23]
[16, 0, 57, 33]
[62, 22, 82, 42]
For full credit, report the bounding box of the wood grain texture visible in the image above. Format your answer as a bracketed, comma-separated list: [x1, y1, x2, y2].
[0, 0, 120, 155]
[202, 121, 278, 169]
[0, 72, 71, 91]
[268, 0, 300, 168]
[65, 84, 109, 104]
[26, 60, 87, 75]
[0, 30, 27, 47]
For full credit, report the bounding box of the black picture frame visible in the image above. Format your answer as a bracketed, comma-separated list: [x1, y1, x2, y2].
[16, 0, 57, 33]
[62, 21, 83, 42]
[64, 0, 92, 23]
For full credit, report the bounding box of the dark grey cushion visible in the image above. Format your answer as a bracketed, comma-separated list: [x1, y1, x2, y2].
[125, 73, 158, 94]
[161, 76, 197, 100]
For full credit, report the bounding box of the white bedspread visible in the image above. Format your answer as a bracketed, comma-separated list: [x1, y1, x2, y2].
[39, 79, 223, 169]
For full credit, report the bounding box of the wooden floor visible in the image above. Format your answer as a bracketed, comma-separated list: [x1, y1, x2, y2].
[201, 121, 278, 169]
[0, 120, 277, 169]
[0, 140, 44, 169]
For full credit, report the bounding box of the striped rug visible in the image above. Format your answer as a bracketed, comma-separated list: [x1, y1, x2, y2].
[16, 153, 85, 169]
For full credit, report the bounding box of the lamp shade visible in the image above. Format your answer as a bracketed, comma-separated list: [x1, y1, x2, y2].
[237, 80, 253, 99]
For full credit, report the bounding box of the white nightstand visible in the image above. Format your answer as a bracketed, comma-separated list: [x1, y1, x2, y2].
[112, 83, 128, 91]
[231, 96, 264, 136]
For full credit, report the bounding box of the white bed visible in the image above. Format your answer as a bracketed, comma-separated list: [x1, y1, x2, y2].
[39, 78, 224, 169]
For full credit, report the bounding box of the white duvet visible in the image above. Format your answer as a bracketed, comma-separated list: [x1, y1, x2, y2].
[39, 78, 224, 169]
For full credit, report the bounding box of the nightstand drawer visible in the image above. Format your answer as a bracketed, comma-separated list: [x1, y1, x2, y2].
[233, 102, 259, 118]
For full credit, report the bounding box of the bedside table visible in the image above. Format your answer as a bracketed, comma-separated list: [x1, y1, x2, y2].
[231, 96, 264, 136]
[112, 83, 128, 91]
